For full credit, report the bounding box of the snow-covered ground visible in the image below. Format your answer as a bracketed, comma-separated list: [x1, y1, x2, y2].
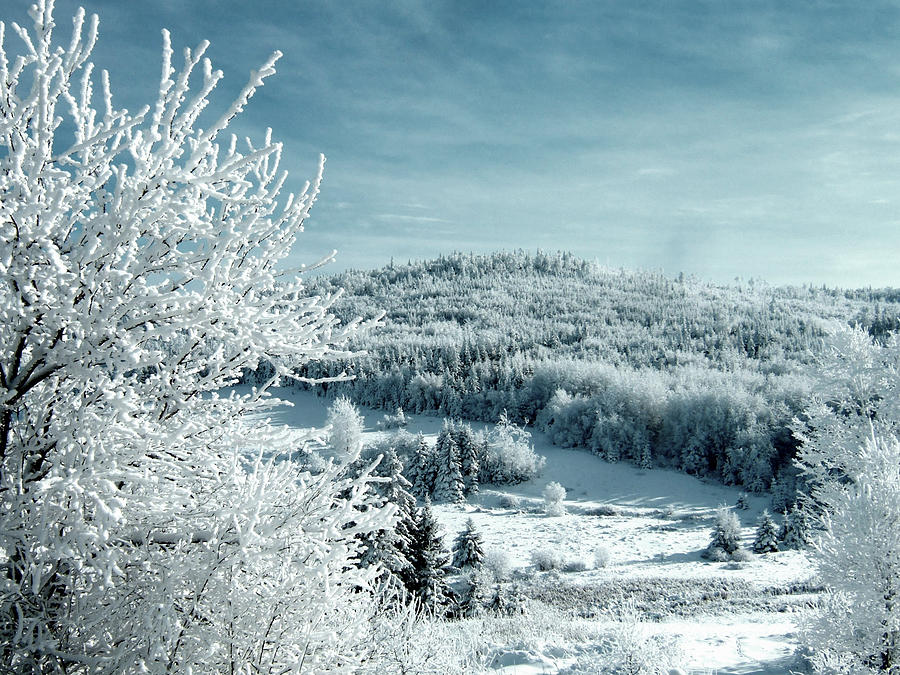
[250, 387, 819, 674]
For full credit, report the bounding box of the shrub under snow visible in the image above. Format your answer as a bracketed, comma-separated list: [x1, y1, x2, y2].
[542, 481, 567, 516]
[479, 413, 546, 484]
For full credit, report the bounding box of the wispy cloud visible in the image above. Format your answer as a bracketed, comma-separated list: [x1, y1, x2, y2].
[34, 0, 900, 286]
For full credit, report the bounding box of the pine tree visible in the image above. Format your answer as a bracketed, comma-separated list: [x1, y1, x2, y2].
[408, 499, 451, 614]
[489, 582, 527, 616]
[456, 566, 493, 618]
[434, 423, 465, 503]
[451, 518, 485, 570]
[452, 421, 481, 495]
[704, 506, 742, 559]
[779, 504, 811, 550]
[752, 509, 779, 554]
[639, 442, 653, 471]
[408, 434, 436, 501]
[358, 448, 417, 594]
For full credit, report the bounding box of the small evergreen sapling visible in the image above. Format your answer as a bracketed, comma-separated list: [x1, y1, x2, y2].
[451, 518, 485, 570]
[703, 506, 743, 560]
[752, 509, 779, 554]
[490, 583, 527, 616]
[456, 567, 494, 618]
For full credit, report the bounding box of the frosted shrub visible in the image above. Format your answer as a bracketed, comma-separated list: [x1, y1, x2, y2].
[328, 395, 365, 460]
[594, 546, 612, 568]
[563, 557, 590, 573]
[543, 481, 567, 516]
[377, 406, 409, 430]
[531, 548, 564, 571]
[499, 493, 522, 509]
[567, 624, 685, 675]
[479, 413, 546, 484]
[484, 548, 512, 581]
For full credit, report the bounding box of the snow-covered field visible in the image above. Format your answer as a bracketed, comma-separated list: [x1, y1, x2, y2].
[253, 387, 819, 674]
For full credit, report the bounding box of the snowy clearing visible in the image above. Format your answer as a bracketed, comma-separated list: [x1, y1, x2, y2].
[253, 386, 819, 674]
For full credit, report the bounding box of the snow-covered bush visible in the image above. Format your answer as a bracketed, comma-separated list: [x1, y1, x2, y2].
[542, 481, 567, 516]
[0, 3, 386, 671]
[531, 548, 565, 571]
[479, 413, 546, 484]
[377, 406, 409, 430]
[328, 395, 365, 459]
[565, 616, 686, 675]
[483, 548, 512, 581]
[499, 493, 522, 509]
[563, 557, 590, 573]
[594, 546, 612, 568]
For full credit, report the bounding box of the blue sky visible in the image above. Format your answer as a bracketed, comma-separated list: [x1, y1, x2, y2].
[18, 0, 900, 286]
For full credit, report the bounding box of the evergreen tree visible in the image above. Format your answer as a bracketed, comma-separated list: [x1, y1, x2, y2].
[451, 518, 485, 570]
[409, 499, 451, 614]
[703, 506, 742, 559]
[779, 504, 812, 550]
[752, 509, 779, 554]
[456, 567, 493, 618]
[358, 448, 418, 594]
[639, 442, 653, 471]
[408, 434, 437, 501]
[434, 423, 465, 503]
[489, 582, 527, 616]
[452, 421, 481, 495]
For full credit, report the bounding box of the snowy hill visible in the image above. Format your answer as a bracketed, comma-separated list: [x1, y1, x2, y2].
[271, 251, 899, 494]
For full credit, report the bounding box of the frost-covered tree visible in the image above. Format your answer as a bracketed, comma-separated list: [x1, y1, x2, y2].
[0, 3, 385, 672]
[801, 430, 900, 673]
[451, 421, 480, 495]
[433, 423, 465, 504]
[328, 395, 365, 460]
[451, 517, 484, 570]
[408, 499, 451, 614]
[479, 411, 546, 484]
[752, 509, 779, 554]
[793, 325, 900, 672]
[703, 507, 742, 560]
[407, 433, 436, 501]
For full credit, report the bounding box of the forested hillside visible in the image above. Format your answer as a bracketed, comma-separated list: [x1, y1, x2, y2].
[283, 251, 899, 495]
